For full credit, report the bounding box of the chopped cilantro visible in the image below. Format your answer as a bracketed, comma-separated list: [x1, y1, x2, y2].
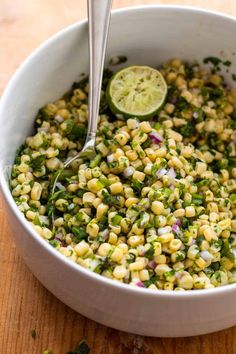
[68, 124, 87, 141]
[131, 179, 144, 195]
[228, 157, 236, 167]
[126, 253, 136, 264]
[141, 136, 152, 149]
[210, 87, 224, 99]
[15, 144, 26, 164]
[193, 108, 205, 122]
[203, 56, 222, 67]
[110, 214, 122, 226]
[143, 277, 158, 288]
[71, 76, 89, 91]
[192, 193, 204, 206]
[71, 226, 88, 241]
[30, 329, 36, 339]
[89, 154, 101, 168]
[223, 60, 231, 67]
[232, 73, 236, 81]
[180, 121, 195, 138]
[102, 190, 122, 207]
[176, 97, 189, 111]
[58, 169, 76, 181]
[29, 155, 46, 172]
[64, 119, 74, 134]
[230, 116, 236, 130]
[76, 189, 88, 197]
[67, 340, 90, 354]
[195, 235, 205, 246]
[196, 179, 209, 188]
[49, 239, 60, 248]
[215, 271, 222, 283]
[184, 62, 195, 79]
[176, 251, 186, 261]
[109, 55, 127, 66]
[204, 267, 215, 277]
[38, 107, 54, 120]
[33, 215, 41, 226]
[145, 245, 155, 259]
[101, 68, 113, 91]
[211, 262, 220, 271]
[201, 86, 224, 100]
[47, 202, 55, 218]
[163, 270, 175, 280]
[94, 257, 110, 274]
[97, 215, 108, 231]
[99, 176, 111, 187]
[181, 217, 190, 229]
[230, 194, 236, 206]
[214, 158, 228, 171]
[48, 190, 66, 202]
[221, 240, 235, 263]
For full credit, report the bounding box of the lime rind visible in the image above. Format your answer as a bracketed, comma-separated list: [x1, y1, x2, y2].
[106, 65, 167, 119]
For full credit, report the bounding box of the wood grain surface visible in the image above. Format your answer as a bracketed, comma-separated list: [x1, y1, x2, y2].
[1, 1, 236, 353]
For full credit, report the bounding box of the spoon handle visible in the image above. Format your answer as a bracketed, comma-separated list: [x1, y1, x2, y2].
[86, 0, 112, 142]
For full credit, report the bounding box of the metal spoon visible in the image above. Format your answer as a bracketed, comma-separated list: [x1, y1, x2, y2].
[50, 0, 112, 221]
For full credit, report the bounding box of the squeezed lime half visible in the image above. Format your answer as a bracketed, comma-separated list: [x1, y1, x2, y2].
[106, 65, 167, 119]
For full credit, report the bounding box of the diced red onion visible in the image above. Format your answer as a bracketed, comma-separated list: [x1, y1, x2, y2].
[200, 251, 214, 261]
[176, 219, 182, 227]
[193, 111, 199, 119]
[100, 229, 109, 240]
[141, 198, 150, 210]
[123, 166, 135, 177]
[191, 239, 196, 245]
[136, 281, 144, 288]
[39, 215, 49, 225]
[55, 233, 66, 246]
[68, 203, 75, 211]
[140, 213, 150, 227]
[55, 114, 64, 123]
[107, 154, 114, 163]
[139, 251, 146, 257]
[38, 127, 49, 133]
[176, 272, 182, 280]
[55, 182, 66, 191]
[116, 114, 125, 120]
[167, 167, 176, 180]
[137, 198, 150, 209]
[172, 224, 180, 234]
[90, 259, 101, 271]
[157, 168, 167, 179]
[148, 260, 157, 269]
[170, 97, 178, 104]
[149, 132, 163, 144]
[55, 232, 63, 240]
[158, 227, 171, 235]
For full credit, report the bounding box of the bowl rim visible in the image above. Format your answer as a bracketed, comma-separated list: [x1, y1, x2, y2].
[1, 4, 236, 299]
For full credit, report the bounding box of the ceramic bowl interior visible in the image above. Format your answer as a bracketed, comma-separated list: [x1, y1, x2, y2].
[1, 6, 236, 337]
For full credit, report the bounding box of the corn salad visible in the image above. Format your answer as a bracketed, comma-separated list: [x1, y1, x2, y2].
[10, 59, 236, 291]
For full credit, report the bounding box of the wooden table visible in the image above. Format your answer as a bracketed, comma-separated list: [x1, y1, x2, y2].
[1, 1, 236, 353]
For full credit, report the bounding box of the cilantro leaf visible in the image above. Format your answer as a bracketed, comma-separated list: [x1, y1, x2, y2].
[29, 155, 46, 172]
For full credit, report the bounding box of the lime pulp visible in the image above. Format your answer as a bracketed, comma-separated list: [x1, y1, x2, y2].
[106, 65, 167, 119]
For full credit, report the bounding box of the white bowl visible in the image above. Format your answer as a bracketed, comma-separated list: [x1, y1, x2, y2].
[1, 5, 236, 337]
